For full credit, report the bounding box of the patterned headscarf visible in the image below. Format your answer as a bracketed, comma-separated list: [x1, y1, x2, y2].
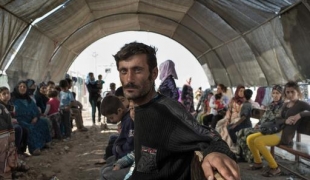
[233, 85, 245, 105]
[272, 84, 283, 94]
[159, 60, 178, 81]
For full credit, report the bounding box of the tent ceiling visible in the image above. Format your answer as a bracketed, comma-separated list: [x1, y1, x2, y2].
[1, 0, 310, 88]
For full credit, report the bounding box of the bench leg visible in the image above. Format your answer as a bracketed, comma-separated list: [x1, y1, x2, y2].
[295, 155, 300, 163]
[270, 146, 275, 157]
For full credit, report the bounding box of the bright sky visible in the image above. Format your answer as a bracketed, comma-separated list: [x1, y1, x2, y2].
[68, 31, 210, 92]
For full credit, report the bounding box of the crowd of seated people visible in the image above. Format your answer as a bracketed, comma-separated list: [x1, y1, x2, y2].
[193, 81, 310, 178]
[0, 78, 89, 179]
[1, 71, 307, 179]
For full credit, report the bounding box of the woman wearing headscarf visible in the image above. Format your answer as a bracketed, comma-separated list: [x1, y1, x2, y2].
[25, 79, 36, 103]
[216, 85, 245, 153]
[237, 85, 284, 162]
[247, 81, 310, 177]
[158, 60, 179, 101]
[34, 82, 49, 113]
[11, 81, 51, 155]
[86, 72, 101, 126]
[181, 77, 195, 115]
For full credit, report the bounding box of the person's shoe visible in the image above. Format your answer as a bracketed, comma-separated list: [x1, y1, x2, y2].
[16, 159, 30, 172]
[78, 127, 88, 132]
[32, 149, 41, 156]
[262, 167, 281, 177]
[45, 142, 52, 148]
[100, 123, 109, 130]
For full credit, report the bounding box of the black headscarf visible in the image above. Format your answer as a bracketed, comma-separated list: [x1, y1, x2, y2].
[25, 79, 36, 96]
[34, 82, 47, 96]
[11, 80, 32, 103]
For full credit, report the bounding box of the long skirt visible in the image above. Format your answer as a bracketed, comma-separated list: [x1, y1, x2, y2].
[18, 118, 51, 154]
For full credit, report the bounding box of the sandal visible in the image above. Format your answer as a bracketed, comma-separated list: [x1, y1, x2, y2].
[94, 159, 106, 165]
[248, 164, 263, 170]
[262, 168, 281, 177]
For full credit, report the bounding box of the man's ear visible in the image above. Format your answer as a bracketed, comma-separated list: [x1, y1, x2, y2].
[151, 67, 158, 81]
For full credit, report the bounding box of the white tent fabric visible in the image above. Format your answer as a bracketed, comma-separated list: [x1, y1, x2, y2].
[1, 0, 310, 88]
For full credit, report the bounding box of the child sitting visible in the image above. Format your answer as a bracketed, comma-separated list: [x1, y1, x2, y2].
[0, 103, 17, 179]
[43, 89, 62, 140]
[101, 96, 134, 160]
[214, 93, 225, 111]
[100, 100, 135, 180]
[0, 86, 28, 158]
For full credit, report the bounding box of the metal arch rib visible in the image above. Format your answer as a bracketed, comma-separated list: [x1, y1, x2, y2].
[47, 11, 232, 86]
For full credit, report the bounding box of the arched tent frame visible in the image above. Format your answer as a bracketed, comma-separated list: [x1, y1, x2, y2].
[1, 0, 310, 88]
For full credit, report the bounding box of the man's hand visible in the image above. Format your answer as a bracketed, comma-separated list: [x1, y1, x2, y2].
[12, 118, 18, 124]
[202, 152, 240, 180]
[113, 164, 121, 171]
[31, 117, 38, 124]
[254, 123, 259, 129]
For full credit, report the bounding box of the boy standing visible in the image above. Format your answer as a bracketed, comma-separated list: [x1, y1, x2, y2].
[59, 80, 75, 140]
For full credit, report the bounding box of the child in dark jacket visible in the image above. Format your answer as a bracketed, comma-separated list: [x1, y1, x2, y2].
[0, 86, 28, 157]
[101, 96, 134, 160]
[100, 100, 135, 180]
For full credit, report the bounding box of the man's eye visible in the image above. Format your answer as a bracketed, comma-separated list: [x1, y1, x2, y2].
[120, 69, 127, 74]
[135, 68, 142, 73]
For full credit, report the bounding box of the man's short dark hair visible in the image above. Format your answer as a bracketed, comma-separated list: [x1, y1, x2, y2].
[115, 86, 124, 97]
[59, 79, 69, 89]
[113, 42, 157, 74]
[101, 95, 125, 116]
[244, 89, 253, 100]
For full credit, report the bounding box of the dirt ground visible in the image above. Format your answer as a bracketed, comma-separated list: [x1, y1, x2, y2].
[15, 110, 115, 180]
[13, 110, 310, 180]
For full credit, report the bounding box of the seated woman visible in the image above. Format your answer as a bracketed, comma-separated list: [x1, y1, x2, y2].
[11, 81, 51, 156]
[237, 85, 283, 162]
[204, 84, 229, 128]
[216, 85, 245, 152]
[246, 81, 310, 177]
[34, 82, 48, 114]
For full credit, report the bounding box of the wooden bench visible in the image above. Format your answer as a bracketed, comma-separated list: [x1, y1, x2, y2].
[270, 117, 310, 163]
[251, 109, 310, 161]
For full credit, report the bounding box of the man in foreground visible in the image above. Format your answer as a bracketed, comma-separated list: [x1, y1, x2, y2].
[113, 42, 240, 180]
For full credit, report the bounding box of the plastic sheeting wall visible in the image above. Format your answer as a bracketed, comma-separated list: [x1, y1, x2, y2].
[1, 0, 310, 88]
